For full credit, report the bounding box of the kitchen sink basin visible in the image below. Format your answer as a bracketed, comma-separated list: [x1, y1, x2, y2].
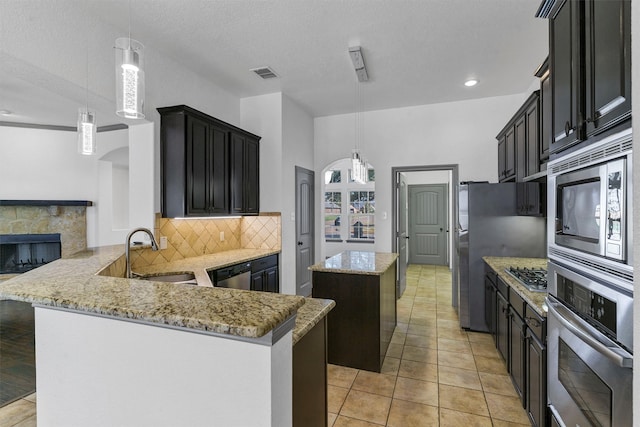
[139, 273, 198, 285]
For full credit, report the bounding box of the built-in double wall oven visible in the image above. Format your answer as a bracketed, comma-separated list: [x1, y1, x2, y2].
[547, 128, 633, 427]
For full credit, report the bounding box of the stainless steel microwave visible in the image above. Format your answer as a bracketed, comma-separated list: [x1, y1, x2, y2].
[548, 128, 633, 288]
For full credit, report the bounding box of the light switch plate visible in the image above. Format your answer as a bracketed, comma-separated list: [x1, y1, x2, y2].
[159, 236, 168, 250]
[220, 231, 225, 241]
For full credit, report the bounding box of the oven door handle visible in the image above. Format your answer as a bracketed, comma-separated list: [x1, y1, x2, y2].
[547, 299, 633, 368]
[548, 404, 567, 427]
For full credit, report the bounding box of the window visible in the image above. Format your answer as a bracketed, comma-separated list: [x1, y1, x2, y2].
[322, 159, 375, 242]
[349, 191, 375, 240]
[324, 192, 341, 239]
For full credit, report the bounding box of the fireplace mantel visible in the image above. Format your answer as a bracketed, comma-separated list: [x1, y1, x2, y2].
[0, 200, 93, 207]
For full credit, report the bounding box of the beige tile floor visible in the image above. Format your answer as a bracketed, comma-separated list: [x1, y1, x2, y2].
[0, 265, 530, 427]
[327, 264, 531, 426]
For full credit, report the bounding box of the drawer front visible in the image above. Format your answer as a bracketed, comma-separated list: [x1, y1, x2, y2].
[251, 254, 278, 273]
[524, 304, 545, 341]
[496, 276, 510, 299]
[509, 289, 525, 319]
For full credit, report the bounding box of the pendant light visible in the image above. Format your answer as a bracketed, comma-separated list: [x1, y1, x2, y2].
[115, 1, 144, 119]
[77, 4, 96, 155]
[349, 46, 368, 184]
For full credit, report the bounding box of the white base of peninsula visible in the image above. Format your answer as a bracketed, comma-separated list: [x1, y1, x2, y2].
[34, 307, 292, 427]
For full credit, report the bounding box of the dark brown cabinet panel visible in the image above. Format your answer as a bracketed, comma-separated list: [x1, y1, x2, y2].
[496, 290, 509, 364]
[536, 59, 551, 164]
[230, 133, 260, 215]
[509, 309, 525, 402]
[250, 254, 279, 293]
[484, 274, 497, 335]
[540, 0, 631, 155]
[293, 316, 327, 427]
[497, 92, 540, 183]
[526, 330, 547, 427]
[549, 0, 581, 153]
[584, 0, 631, 138]
[158, 105, 260, 218]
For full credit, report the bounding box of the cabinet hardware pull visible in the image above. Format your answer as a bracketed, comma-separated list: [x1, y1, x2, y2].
[525, 317, 541, 327]
[564, 121, 574, 137]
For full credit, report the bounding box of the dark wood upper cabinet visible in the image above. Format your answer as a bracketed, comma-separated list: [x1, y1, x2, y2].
[230, 132, 260, 215]
[496, 91, 540, 183]
[535, 58, 551, 164]
[158, 105, 260, 217]
[539, 0, 631, 155]
[583, 0, 631, 137]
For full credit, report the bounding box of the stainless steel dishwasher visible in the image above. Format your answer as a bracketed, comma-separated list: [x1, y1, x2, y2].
[210, 262, 252, 290]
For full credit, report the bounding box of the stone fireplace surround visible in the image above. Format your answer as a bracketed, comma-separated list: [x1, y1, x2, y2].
[0, 201, 91, 278]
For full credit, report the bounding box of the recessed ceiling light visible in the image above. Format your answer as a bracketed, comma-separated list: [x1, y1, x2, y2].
[464, 79, 479, 87]
[0, 109, 12, 116]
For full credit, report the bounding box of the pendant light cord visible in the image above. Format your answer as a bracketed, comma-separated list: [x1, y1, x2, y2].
[128, 0, 132, 49]
[85, 0, 89, 111]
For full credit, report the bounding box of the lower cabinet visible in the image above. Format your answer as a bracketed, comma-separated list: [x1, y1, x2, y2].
[250, 255, 279, 293]
[496, 290, 510, 364]
[293, 317, 327, 427]
[484, 264, 547, 427]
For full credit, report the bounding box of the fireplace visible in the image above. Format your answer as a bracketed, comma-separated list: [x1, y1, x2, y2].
[0, 234, 61, 274]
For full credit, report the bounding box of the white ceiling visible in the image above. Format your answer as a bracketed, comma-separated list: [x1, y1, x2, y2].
[0, 0, 548, 127]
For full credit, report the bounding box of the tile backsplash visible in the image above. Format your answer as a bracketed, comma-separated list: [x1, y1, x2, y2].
[130, 213, 281, 269]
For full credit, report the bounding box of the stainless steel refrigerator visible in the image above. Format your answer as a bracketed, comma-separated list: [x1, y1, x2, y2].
[456, 182, 546, 331]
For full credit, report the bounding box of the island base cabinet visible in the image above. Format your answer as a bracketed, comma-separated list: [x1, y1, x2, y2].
[293, 317, 327, 427]
[312, 266, 396, 373]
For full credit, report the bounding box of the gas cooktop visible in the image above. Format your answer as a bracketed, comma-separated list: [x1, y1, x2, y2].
[504, 267, 548, 293]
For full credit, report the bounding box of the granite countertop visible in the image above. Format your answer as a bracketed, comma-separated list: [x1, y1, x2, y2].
[0, 245, 306, 339]
[133, 248, 281, 287]
[292, 297, 335, 346]
[309, 250, 399, 275]
[483, 256, 549, 316]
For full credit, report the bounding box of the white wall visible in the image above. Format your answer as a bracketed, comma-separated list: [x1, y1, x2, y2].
[240, 93, 314, 295]
[281, 95, 314, 294]
[314, 92, 532, 257]
[0, 125, 132, 247]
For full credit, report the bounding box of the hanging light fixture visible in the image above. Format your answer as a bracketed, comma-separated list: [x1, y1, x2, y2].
[349, 46, 368, 184]
[115, 1, 145, 119]
[77, 4, 96, 155]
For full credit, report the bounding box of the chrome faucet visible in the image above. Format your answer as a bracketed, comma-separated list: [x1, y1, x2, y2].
[125, 227, 159, 278]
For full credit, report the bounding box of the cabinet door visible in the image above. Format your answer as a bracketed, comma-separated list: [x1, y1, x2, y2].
[515, 116, 526, 182]
[186, 116, 211, 216]
[584, 0, 631, 137]
[525, 100, 540, 177]
[230, 133, 260, 214]
[496, 292, 509, 364]
[550, 0, 581, 153]
[504, 126, 516, 181]
[484, 276, 496, 336]
[509, 311, 525, 403]
[244, 138, 260, 214]
[498, 136, 507, 182]
[539, 70, 551, 163]
[230, 133, 246, 214]
[264, 266, 279, 293]
[251, 272, 264, 292]
[209, 126, 229, 214]
[526, 331, 547, 427]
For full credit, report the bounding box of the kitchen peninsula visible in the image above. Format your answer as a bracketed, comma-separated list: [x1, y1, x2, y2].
[0, 245, 334, 427]
[310, 250, 398, 372]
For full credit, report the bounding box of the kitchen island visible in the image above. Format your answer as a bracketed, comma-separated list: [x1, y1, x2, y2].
[310, 250, 398, 372]
[0, 245, 333, 427]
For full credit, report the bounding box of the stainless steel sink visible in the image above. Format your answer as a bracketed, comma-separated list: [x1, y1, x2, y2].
[139, 273, 198, 285]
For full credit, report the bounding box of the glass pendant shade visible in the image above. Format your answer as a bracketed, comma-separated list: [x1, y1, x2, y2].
[115, 37, 145, 119]
[77, 107, 97, 155]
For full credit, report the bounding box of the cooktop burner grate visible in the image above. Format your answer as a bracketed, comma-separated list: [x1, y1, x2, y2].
[504, 267, 548, 292]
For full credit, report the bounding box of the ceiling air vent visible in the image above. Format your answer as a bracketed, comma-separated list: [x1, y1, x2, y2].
[251, 66, 278, 79]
